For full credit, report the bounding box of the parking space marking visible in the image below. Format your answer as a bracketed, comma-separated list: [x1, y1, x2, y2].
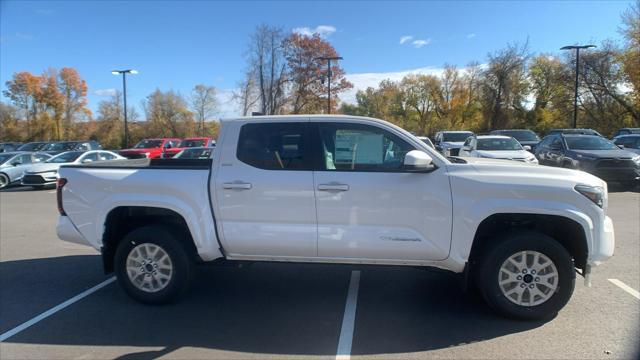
[336, 270, 361, 360]
[608, 279, 640, 300]
[47, 190, 57, 194]
[0, 277, 116, 342]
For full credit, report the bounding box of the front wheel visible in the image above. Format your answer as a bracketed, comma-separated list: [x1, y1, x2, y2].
[477, 232, 575, 320]
[114, 225, 194, 304]
[0, 173, 10, 189]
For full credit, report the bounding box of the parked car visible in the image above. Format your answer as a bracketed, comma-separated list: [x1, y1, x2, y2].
[42, 140, 102, 155]
[174, 147, 215, 159]
[22, 150, 124, 188]
[546, 128, 603, 137]
[612, 127, 640, 139]
[119, 138, 181, 159]
[415, 136, 434, 149]
[0, 142, 23, 153]
[0, 152, 52, 189]
[161, 137, 216, 158]
[489, 129, 540, 152]
[613, 134, 640, 155]
[16, 141, 50, 152]
[459, 135, 538, 164]
[57, 115, 615, 320]
[535, 134, 640, 186]
[433, 130, 474, 156]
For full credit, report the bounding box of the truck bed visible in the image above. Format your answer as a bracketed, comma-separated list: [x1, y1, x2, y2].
[62, 158, 212, 170]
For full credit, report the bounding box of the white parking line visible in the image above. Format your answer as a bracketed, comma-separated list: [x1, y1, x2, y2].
[47, 190, 57, 194]
[336, 270, 361, 360]
[0, 277, 116, 342]
[608, 279, 640, 300]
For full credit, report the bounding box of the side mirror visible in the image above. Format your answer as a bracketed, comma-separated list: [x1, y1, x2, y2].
[462, 145, 471, 151]
[523, 145, 532, 151]
[82, 159, 93, 163]
[11, 161, 20, 166]
[403, 150, 435, 172]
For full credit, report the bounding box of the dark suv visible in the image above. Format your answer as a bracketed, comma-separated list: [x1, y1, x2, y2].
[535, 134, 640, 185]
[41, 140, 102, 155]
[546, 128, 604, 137]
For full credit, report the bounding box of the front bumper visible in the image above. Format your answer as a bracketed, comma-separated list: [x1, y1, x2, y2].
[590, 215, 615, 266]
[21, 173, 57, 186]
[56, 215, 90, 246]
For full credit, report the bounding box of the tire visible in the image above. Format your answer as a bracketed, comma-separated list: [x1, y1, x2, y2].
[477, 231, 575, 320]
[114, 225, 194, 304]
[0, 173, 9, 189]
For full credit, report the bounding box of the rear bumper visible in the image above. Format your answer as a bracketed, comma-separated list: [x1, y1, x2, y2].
[56, 215, 90, 246]
[590, 215, 615, 266]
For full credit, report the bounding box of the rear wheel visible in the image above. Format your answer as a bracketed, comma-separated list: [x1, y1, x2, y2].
[477, 232, 575, 320]
[114, 225, 194, 304]
[0, 173, 9, 189]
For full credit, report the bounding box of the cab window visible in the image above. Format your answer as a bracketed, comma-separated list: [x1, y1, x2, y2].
[237, 122, 312, 171]
[318, 123, 414, 172]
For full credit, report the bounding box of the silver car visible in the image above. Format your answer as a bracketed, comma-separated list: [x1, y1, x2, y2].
[0, 152, 52, 189]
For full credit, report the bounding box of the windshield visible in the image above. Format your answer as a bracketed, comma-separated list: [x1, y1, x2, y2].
[176, 148, 213, 159]
[134, 140, 163, 149]
[442, 132, 473, 142]
[497, 130, 539, 142]
[565, 136, 618, 150]
[17, 143, 44, 151]
[46, 151, 84, 163]
[44, 142, 77, 151]
[179, 139, 206, 148]
[477, 137, 523, 151]
[0, 154, 14, 165]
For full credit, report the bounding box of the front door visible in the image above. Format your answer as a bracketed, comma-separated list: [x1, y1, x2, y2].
[313, 121, 453, 261]
[214, 120, 317, 258]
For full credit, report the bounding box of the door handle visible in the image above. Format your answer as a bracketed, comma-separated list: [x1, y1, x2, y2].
[318, 183, 349, 191]
[223, 181, 252, 190]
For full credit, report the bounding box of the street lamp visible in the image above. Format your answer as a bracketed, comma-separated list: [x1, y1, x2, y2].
[111, 69, 138, 148]
[315, 56, 343, 114]
[560, 45, 596, 129]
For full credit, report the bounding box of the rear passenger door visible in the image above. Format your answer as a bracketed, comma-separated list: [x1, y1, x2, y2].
[214, 120, 317, 258]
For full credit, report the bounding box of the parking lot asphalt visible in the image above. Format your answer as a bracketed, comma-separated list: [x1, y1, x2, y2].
[0, 187, 638, 359]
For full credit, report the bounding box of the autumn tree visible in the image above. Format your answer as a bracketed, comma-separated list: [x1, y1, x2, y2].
[190, 84, 218, 136]
[284, 33, 353, 113]
[0, 102, 22, 140]
[143, 89, 195, 138]
[58, 67, 91, 139]
[3, 71, 43, 139]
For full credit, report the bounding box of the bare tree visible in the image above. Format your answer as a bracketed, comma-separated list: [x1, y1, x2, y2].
[190, 84, 217, 136]
[233, 72, 260, 116]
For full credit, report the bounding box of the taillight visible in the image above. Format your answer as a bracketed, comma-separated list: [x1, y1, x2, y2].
[57, 178, 67, 215]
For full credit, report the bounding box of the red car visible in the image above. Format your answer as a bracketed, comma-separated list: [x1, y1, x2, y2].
[161, 137, 216, 158]
[119, 138, 181, 159]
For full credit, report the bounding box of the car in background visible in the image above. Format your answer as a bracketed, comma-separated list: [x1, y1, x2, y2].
[42, 140, 102, 155]
[21, 150, 125, 188]
[0, 152, 52, 189]
[536, 134, 640, 186]
[433, 130, 474, 156]
[415, 136, 434, 149]
[161, 137, 216, 158]
[0, 142, 23, 153]
[459, 135, 538, 164]
[16, 141, 50, 152]
[119, 138, 181, 159]
[489, 129, 540, 152]
[612, 127, 640, 139]
[173, 146, 214, 159]
[546, 128, 604, 137]
[613, 134, 640, 155]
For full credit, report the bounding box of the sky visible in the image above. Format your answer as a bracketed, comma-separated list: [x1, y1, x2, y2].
[0, 0, 633, 118]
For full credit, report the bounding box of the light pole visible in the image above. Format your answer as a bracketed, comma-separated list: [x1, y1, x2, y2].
[316, 56, 343, 114]
[111, 69, 138, 148]
[560, 45, 595, 128]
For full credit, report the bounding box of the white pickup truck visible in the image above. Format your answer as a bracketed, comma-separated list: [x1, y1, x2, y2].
[56, 115, 615, 320]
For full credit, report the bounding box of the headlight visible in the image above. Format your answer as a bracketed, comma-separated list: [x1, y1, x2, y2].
[576, 154, 596, 161]
[575, 184, 604, 208]
[527, 157, 538, 164]
[144, 152, 151, 158]
[633, 156, 640, 166]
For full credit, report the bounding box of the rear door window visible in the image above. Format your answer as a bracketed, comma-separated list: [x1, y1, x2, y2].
[237, 122, 312, 171]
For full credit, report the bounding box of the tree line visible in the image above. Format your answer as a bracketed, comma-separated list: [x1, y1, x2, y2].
[341, 3, 639, 137]
[1, 2, 637, 146]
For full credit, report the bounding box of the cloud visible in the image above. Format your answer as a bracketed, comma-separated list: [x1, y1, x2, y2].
[412, 39, 431, 48]
[94, 88, 117, 97]
[292, 25, 336, 37]
[466, 33, 476, 39]
[399, 35, 413, 44]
